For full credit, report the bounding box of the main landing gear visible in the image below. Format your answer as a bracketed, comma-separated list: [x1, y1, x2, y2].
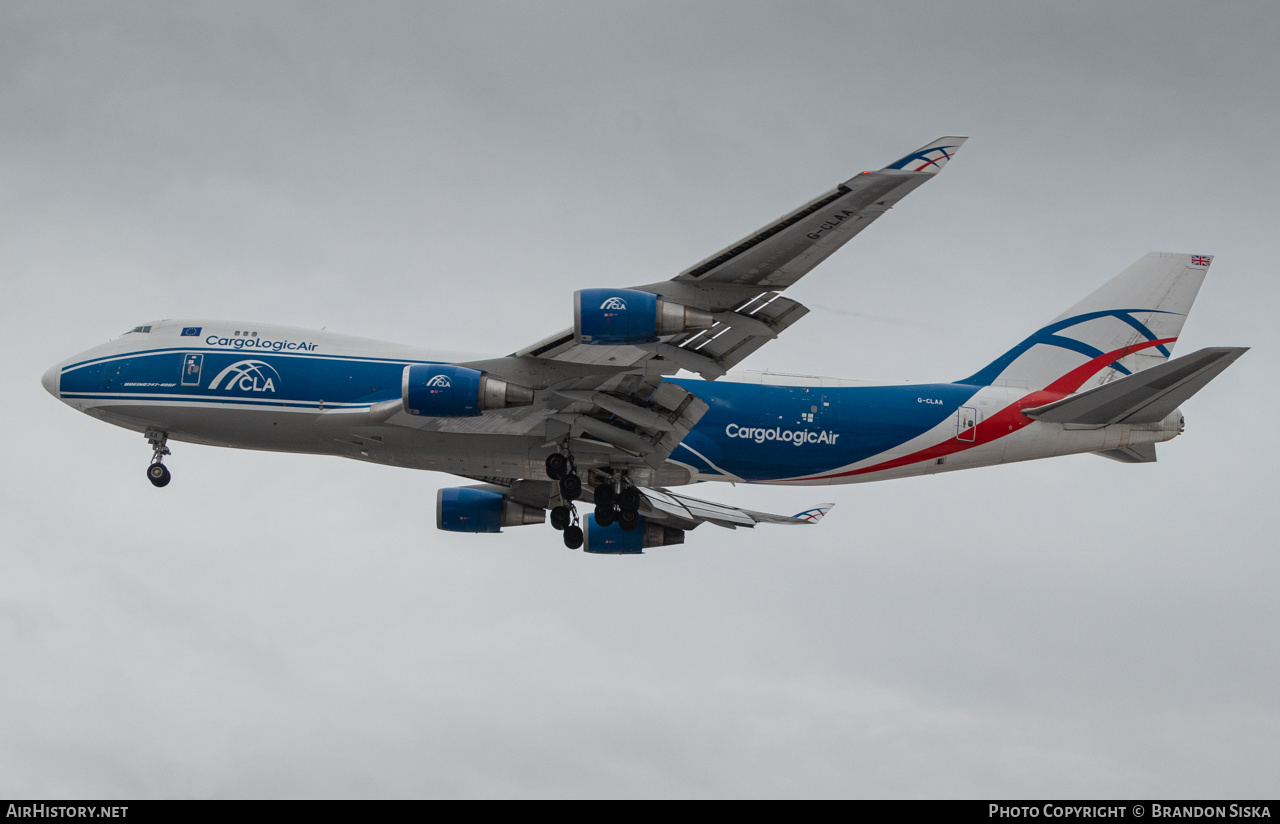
[145, 428, 172, 488]
[593, 477, 641, 532]
[545, 450, 643, 548]
[545, 452, 583, 549]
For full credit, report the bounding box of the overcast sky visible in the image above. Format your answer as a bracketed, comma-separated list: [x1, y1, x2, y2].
[2, 1, 1277, 799]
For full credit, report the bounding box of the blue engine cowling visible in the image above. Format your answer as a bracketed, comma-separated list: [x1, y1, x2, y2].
[574, 288, 713, 345]
[404, 364, 533, 417]
[583, 514, 685, 554]
[436, 487, 545, 533]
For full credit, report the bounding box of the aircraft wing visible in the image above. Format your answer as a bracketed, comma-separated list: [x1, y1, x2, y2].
[486, 478, 834, 531]
[498, 135, 968, 381]
[637, 488, 834, 531]
[446, 138, 967, 471]
[665, 136, 967, 291]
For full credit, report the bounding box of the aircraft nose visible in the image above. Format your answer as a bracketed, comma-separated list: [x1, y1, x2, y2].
[42, 363, 60, 397]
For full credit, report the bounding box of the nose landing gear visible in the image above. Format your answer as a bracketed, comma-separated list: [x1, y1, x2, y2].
[147, 463, 171, 487]
[145, 428, 172, 488]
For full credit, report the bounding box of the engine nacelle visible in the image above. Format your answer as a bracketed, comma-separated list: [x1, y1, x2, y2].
[582, 514, 686, 554]
[436, 487, 546, 533]
[403, 364, 533, 417]
[574, 288, 714, 345]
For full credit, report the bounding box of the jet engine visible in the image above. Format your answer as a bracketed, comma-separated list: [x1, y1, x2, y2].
[582, 514, 685, 554]
[574, 288, 713, 345]
[436, 487, 546, 533]
[403, 364, 533, 417]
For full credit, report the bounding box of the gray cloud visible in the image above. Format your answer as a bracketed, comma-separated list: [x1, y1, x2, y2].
[2, 0, 1276, 798]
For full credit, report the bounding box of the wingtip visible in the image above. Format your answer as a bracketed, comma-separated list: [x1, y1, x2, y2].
[794, 503, 835, 524]
[883, 137, 967, 173]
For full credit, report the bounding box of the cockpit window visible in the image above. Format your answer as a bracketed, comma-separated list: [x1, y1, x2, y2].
[126, 325, 152, 334]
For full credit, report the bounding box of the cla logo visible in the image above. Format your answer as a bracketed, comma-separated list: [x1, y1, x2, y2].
[425, 374, 452, 388]
[600, 296, 627, 310]
[208, 360, 280, 393]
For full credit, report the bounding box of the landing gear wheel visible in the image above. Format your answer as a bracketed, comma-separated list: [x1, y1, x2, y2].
[559, 473, 582, 501]
[594, 483, 615, 508]
[550, 505, 571, 531]
[618, 486, 641, 512]
[618, 508, 640, 531]
[594, 504, 615, 527]
[144, 428, 172, 488]
[545, 453, 568, 481]
[563, 525, 584, 550]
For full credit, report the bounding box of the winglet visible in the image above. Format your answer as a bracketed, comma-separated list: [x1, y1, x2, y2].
[793, 504, 835, 524]
[883, 136, 968, 174]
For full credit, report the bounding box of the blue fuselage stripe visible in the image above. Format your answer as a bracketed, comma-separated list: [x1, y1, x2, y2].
[61, 350, 981, 481]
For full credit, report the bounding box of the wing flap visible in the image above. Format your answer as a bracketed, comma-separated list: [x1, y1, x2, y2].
[558, 377, 709, 469]
[641, 293, 811, 380]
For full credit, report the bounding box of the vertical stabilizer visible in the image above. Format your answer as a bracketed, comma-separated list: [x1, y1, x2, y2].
[962, 253, 1212, 390]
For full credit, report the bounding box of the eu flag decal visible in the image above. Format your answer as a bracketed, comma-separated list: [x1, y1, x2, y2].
[181, 327, 202, 337]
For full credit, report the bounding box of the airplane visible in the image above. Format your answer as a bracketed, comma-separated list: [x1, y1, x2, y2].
[41, 137, 1247, 554]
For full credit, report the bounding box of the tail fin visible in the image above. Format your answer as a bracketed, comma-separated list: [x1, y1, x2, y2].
[961, 253, 1212, 390]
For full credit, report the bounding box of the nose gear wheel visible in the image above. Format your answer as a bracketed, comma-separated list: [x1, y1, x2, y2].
[145, 428, 172, 488]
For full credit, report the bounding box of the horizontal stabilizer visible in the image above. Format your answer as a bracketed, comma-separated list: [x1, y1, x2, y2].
[1094, 444, 1158, 463]
[1025, 347, 1247, 426]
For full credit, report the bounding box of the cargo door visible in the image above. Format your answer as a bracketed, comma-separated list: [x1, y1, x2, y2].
[956, 406, 979, 443]
[181, 353, 204, 387]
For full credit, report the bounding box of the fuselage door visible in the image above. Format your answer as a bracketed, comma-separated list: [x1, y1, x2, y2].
[181, 353, 204, 387]
[956, 406, 979, 443]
